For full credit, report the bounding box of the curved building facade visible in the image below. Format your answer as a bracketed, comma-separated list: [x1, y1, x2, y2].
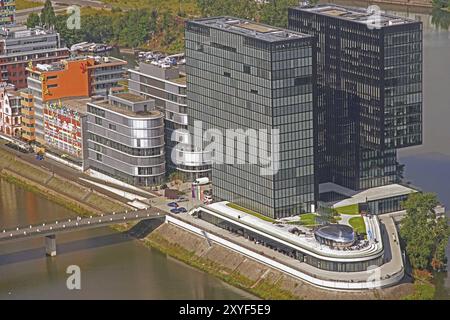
[86, 92, 165, 186]
[129, 61, 211, 180]
[194, 202, 385, 273]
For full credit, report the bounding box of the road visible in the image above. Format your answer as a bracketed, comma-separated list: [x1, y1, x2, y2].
[0, 140, 152, 206]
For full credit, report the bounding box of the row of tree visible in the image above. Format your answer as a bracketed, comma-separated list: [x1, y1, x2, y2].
[27, 0, 322, 50]
[400, 193, 449, 271]
[196, 0, 318, 28]
[26, 1, 184, 51]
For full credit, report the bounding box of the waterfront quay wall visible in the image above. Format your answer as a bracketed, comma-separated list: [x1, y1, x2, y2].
[0, 148, 131, 216]
[145, 217, 414, 299]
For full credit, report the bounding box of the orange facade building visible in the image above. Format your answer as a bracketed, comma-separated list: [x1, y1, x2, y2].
[23, 56, 126, 144]
[38, 58, 92, 102]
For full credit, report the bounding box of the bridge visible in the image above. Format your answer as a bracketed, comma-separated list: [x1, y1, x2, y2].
[0, 209, 165, 256]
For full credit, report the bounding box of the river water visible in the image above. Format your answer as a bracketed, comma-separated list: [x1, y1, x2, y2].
[0, 179, 253, 299]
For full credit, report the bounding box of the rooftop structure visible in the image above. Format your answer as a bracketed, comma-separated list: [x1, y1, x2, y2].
[192, 16, 310, 42]
[0, 25, 69, 89]
[314, 224, 355, 248]
[297, 3, 416, 27]
[93, 92, 160, 118]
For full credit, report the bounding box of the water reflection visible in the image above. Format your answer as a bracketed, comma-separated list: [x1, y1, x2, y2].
[0, 180, 253, 299]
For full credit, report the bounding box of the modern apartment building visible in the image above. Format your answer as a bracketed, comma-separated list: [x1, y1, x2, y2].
[0, 82, 20, 137]
[86, 92, 166, 186]
[129, 61, 211, 180]
[186, 17, 317, 218]
[24, 56, 126, 143]
[0, 25, 70, 89]
[0, 0, 15, 25]
[288, 4, 422, 192]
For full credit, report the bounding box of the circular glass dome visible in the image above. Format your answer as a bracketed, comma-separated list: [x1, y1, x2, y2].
[314, 224, 355, 247]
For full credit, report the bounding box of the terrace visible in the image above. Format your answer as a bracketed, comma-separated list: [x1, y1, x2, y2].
[200, 201, 383, 261]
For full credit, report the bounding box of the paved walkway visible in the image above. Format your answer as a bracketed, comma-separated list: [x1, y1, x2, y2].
[338, 214, 354, 226]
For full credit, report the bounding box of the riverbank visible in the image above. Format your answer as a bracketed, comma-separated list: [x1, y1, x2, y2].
[143, 222, 415, 299]
[0, 147, 132, 230]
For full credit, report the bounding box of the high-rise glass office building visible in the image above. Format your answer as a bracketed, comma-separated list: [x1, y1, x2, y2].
[288, 4, 422, 191]
[186, 17, 317, 218]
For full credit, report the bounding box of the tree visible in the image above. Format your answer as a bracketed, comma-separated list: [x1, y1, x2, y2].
[400, 193, 449, 271]
[26, 12, 41, 28]
[260, 0, 300, 27]
[41, 0, 56, 28]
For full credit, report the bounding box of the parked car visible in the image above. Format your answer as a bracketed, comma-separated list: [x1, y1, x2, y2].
[167, 202, 178, 208]
[5, 142, 33, 154]
[170, 208, 181, 214]
[178, 207, 187, 213]
[177, 197, 188, 202]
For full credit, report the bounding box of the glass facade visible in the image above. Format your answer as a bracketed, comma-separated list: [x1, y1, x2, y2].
[288, 5, 423, 191]
[186, 18, 318, 218]
[365, 194, 409, 215]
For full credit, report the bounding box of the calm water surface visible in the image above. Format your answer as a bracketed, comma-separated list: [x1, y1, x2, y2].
[0, 179, 254, 299]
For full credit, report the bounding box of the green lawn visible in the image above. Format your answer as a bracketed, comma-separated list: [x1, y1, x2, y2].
[348, 216, 366, 234]
[226, 203, 275, 223]
[16, 0, 42, 10]
[299, 213, 317, 225]
[102, 0, 200, 15]
[335, 204, 360, 215]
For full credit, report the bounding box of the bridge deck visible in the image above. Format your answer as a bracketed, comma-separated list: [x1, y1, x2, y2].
[0, 209, 165, 243]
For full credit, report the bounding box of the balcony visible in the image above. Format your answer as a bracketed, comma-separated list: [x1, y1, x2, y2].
[172, 148, 211, 167]
[166, 111, 188, 126]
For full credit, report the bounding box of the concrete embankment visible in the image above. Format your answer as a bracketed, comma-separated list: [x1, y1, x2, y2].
[0, 148, 131, 218]
[144, 222, 415, 300]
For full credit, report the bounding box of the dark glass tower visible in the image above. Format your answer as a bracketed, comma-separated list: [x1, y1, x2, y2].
[288, 4, 422, 191]
[186, 17, 317, 218]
